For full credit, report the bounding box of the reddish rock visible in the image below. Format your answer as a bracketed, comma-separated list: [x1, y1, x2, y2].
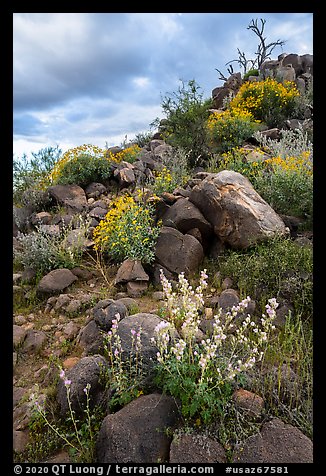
[189, 170, 287, 249]
[115, 259, 149, 285]
[232, 389, 265, 418]
[48, 184, 87, 212]
[63, 357, 81, 370]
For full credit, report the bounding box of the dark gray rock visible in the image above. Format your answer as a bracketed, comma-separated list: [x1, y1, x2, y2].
[70, 267, 94, 281]
[13, 430, 30, 453]
[21, 267, 37, 284]
[85, 182, 107, 199]
[77, 320, 106, 356]
[21, 330, 47, 354]
[96, 393, 180, 463]
[93, 301, 128, 332]
[89, 207, 108, 220]
[114, 298, 139, 313]
[114, 313, 174, 369]
[232, 417, 313, 463]
[36, 269, 78, 296]
[115, 259, 149, 285]
[126, 281, 148, 298]
[161, 197, 212, 239]
[218, 288, 240, 311]
[47, 184, 88, 212]
[13, 387, 28, 408]
[155, 227, 204, 276]
[13, 325, 27, 349]
[57, 355, 108, 416]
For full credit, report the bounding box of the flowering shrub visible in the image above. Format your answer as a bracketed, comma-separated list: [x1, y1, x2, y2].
[152, 270, 277, 424]
[106, 144, 141, 164]
[254, 128, 313, 161]
[207, 108, 260, 152]
[215, 147, 266, 183]
[255, 153, 313, 224]
[152, 167, 177, 196]
[48, 144, 108, 186]
[212, 144, 313, 224]
[14, 215, 90, 274]
[30, 370, 96, 462]
[229, 78, 300, 127]
[102, 314, 144, 410]
[93, 193, 161, 264]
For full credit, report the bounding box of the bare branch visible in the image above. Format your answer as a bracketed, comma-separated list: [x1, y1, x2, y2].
[215, 68, 229, 82]
[248, 18, 286, 68]
[215, 17, 286, 81]
[227, 64, 234, 76]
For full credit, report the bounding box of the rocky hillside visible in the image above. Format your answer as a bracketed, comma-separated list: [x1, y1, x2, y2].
[13, 53, 313, 464]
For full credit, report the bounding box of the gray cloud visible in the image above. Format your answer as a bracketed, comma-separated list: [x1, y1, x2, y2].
[13, 12, 313, 157]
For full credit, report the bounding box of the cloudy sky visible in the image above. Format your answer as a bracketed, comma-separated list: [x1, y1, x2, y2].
[13, 12, 313, 159]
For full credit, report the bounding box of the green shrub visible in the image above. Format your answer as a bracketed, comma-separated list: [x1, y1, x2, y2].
[254, 128, 313, 161]
[216, 236, 313, 317]
[50, 144, 113, 187]
[133, 131, 153, 148]
[251, 312, 313, 438]
[209, 145, 313, 226]
[243, 68, 259, 81]
[13, 145, 62, 205]
[107, 145, 141, 164]
[153, 79, 213, 167]
[151, 167, 176, 196]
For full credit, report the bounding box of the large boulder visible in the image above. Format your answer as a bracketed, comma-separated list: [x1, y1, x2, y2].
[189, 170, 287, 249]
[281, 53, 303, 75]
[113, 313, 174, 369]
[57, 355, 108, 417]
[96, 393, 180, 463]
[155, 227, 204, 276]
[36, 269, 78, 296]
[47, 184, 88, 212]
[232, 418, 313, 463]
[161, 198, 212, 239]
